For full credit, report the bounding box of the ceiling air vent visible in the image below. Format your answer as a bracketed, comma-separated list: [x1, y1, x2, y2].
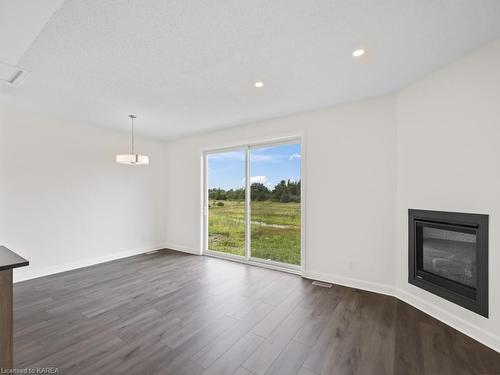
[0, 61, 30, 87]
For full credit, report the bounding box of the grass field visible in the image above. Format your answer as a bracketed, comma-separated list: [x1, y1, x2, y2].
[208, 200, 301, 265]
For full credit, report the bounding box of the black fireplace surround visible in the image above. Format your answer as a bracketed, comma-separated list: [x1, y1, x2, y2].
[408, 209, 488, 317]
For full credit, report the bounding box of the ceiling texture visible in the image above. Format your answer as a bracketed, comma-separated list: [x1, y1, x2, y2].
[1, 0, 500, 140]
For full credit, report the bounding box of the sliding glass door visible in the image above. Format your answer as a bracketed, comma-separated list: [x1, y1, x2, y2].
[206, 149, 247, 256]
[204, 140, 302, 269]
[249, 143, 301, 265]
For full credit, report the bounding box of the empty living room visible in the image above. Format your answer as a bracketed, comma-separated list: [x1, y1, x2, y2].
[2, 0, 500, 374]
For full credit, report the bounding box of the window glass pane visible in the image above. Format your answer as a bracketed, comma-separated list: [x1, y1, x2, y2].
[207, 150, 246, 256]
[250, 143, 301, 265]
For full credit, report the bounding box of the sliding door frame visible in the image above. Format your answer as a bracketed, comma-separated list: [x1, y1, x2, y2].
[201, 132, 306, 275]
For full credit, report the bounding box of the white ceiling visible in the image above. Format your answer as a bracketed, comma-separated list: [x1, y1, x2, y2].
[0, 0, 65, 65]
[1, 0, 500, 140]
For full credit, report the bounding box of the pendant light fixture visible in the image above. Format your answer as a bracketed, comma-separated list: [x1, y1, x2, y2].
[116, 114, 149, 165]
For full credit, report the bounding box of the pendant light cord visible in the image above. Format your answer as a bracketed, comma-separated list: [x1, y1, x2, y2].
[129, 114, 136, 154]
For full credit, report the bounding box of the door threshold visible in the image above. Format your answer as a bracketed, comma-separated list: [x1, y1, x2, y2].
[203, 251, 302, 276]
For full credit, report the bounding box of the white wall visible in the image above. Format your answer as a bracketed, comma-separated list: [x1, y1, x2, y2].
[396, 39, 500, 350]
[164, 95, 397, 291]
[163, 39, 500, 352]
[2, 36, 499, 352]
[0, 106, 167, 282]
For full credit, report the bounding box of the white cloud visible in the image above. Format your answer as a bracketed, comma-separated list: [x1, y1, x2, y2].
[250, 175, 268, 185]
[289, 154, 301, 160]
[241, 175, 271, 187]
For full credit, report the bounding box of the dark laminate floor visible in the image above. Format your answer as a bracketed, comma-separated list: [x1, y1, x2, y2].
[13, 250, 500, 375]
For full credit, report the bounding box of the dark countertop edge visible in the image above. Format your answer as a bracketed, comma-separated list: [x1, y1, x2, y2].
[0, 246, 29, 272]
[0, 260, 30, 272]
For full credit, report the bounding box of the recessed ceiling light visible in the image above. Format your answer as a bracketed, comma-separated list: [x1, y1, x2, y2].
[352, 49, 365, 58]
[254, 81, 264, 88]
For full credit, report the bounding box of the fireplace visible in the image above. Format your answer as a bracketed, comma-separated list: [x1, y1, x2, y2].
[408, 209, 488, 317]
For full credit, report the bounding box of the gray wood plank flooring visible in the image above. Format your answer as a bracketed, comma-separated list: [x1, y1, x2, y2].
[12, 250, 500, 374]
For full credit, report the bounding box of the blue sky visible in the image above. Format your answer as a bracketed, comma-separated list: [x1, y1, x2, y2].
[207, 143, 301, 190]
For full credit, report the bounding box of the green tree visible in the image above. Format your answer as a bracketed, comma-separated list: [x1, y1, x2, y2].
[271, 180, 287, 201]
[251, 183, 270, 201]
[236, 188, 245, 200]
[215, 188, 227, 200]
[257, 192, 267, 201]
[280, 193, 291, 203]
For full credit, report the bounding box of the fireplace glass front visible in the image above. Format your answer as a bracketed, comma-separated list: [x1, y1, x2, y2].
[420, 224, 477, 288]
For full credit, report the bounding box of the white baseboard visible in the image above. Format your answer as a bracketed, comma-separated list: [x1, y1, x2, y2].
[303, 270, 396, 297]
[164, 243, 201, 255]
[13, 244, 168, 283]
[395, 288, 500, 353]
